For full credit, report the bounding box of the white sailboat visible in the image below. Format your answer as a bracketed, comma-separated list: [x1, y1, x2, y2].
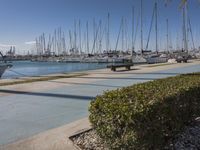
[145, 1, 168, 64]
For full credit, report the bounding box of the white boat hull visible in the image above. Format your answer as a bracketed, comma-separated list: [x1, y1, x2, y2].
[146, 57, 168, 64]
[0, 64, 11, 78]
[132, 55, 147, 64]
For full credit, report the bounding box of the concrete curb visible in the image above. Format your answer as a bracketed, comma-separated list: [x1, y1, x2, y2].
[0, 118, 91, 150]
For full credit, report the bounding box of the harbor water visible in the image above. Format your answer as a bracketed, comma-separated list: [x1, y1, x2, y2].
[2, 61, 108, 79]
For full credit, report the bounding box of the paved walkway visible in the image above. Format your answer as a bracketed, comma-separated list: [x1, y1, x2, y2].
[1, 118, 90, 150]
[0, 60, 200, 149]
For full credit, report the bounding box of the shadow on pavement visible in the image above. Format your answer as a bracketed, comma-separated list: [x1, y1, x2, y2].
[73, 76, 163, 80]
[88, 72, 179, 75]
[49, 80, 121, 88]
[0, 89, 95, 101]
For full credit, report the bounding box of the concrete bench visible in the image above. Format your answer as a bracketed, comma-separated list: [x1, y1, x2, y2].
[107, 63, 134, 71]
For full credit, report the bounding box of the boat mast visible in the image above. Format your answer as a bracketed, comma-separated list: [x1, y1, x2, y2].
[115, 18, 123, 51]
[182, 2, 188, 52]
[79, 20, 82, 54]
[166, 18, 169, 52]
[57, 28, 60, 55]
[69, 30, 72, 52]
[155, 0, 158, 53]
[54, 29, 57, 55]
[60, 31, 62, 55]
[106, 13, 110, 51]
[35, 38, 39, 55]
[140, 0, 143, 54]
[98, 20, 102, 53]
[74, 20, 77, 54]
[124, 18, 128, 51]
[176, 31, 180, 51]
[43, 33, 46, 55]
[131, 6, 134, 56]
[188, 17, 195, 50]
[122, 17, 124, 51]
[92, 18, 100, 54]
[93, 18, 96, 54]
[86, 21, 89, 54]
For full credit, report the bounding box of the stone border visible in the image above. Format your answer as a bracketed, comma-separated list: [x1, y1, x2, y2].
[69, 128, 93, 150]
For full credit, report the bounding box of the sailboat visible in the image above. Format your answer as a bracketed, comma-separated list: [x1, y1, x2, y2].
[145, 53, 168, 64]
[145, 1, 168, 64]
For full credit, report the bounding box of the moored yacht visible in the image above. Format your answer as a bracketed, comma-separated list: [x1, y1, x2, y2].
[145, 53, 168, 64]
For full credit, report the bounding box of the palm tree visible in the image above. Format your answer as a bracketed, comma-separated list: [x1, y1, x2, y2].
[165, 0, 187, 8]
[165, 0, 200, 8]
[165, 0, 200, 52]
[180, 0, 187, 7]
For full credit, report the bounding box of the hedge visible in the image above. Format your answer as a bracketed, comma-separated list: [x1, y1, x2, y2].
[89, 73, 200, 149]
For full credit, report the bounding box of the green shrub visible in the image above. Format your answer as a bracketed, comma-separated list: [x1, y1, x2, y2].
[89, 73, 200, 149]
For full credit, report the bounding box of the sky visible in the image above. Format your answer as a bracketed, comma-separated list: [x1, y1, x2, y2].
[0, 0, 199, 54]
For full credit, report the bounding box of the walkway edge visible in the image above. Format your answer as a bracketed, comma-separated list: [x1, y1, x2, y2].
[0, 72, 88, 87]
[0, 118, 91, 150]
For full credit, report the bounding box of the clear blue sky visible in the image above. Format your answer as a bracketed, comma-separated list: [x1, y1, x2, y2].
[0, 0, 199, 54]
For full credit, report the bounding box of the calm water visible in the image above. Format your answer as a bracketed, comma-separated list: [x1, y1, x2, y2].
[2, 61, 108, 79]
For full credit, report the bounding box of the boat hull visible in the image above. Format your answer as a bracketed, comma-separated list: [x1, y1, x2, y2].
[0, 64, 12, 78]
[146, 57, 168, 64]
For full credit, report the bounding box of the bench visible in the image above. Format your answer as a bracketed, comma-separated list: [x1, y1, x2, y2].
[107, 63, 134, 71]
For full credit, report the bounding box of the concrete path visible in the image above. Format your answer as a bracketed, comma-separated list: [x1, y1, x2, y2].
[0, 60, 200, 149]
[1, 118, 90, 150]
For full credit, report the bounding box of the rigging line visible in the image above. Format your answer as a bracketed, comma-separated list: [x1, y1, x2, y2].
[98, 20, 103, 53]
[98, 22, 106, 52]
[91, 21, 101, 54]
[101, 22, 107, 42]
[132, 6, 135, 51]
[124, 18, 129, 51]
[133, 13, 140, 48]
[124, 18, 131, 51]
[115, 19, 123, 51]
[145, 4, 155, 51]
[125, 19, 132, 50]
[7, 69, 29, 77]
[141, 0, 143, 53]
[188, 18, 195, 50]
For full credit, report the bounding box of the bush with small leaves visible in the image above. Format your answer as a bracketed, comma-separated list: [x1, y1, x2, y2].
[89, 73, 200, 149]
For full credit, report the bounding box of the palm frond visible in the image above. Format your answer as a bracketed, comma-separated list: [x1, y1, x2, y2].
[179, 0, 187, 9]
[164, 0, 172, 7]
